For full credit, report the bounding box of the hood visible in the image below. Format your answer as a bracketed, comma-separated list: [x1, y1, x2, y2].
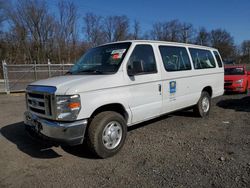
[224, 75, 246, 81]
[30, 74, 124, 95]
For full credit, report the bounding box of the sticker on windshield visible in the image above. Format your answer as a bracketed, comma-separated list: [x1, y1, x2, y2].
[112, 53, 123, 60]
[111, 49, 126, 61]
[111, 49, 126, 60]
[111, 49, 126, 55]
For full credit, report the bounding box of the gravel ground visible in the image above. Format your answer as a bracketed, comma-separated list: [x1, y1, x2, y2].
[0, 93, 249, 188]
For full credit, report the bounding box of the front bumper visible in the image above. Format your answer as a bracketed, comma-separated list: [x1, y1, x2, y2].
[24, 111, 88, 146]
[224, 85, 245, 92]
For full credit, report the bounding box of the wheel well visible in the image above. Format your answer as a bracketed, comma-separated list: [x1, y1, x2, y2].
[90, 103, 129, 123]
[202, 86, 212, 97]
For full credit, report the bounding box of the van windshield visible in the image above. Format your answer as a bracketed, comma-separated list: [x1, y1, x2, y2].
[69, 42, 131, 75]
[224, 67, 244, 75]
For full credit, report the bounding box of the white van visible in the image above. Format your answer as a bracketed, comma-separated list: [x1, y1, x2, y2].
[24, 40, 224, 158]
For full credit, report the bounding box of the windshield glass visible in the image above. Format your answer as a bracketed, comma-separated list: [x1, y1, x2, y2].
[69, 42, 131, 75]
[224, 67, 245, 75]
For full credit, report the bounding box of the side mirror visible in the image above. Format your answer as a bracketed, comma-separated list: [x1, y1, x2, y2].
[127, 64, 135, 76]
[127, 61, 144, 76]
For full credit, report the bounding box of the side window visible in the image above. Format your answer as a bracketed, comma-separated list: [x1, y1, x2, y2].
[213, 51, 223, 67]
[127, 45, 157, 75]
[189, 48, 216, 69]
[159, 46, 191, 71]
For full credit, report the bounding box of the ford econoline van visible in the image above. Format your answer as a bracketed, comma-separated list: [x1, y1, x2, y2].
[24, 40, 224, 158]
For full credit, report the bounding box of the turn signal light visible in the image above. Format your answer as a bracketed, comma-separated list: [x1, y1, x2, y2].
[68, 102, 81, 109]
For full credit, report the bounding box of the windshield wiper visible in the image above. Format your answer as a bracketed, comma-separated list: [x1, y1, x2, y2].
[65, 71, 72, 75]
[77, 69, 104, 74]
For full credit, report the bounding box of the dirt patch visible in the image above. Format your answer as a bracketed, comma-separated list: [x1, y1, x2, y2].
[0, 93, 249, 187]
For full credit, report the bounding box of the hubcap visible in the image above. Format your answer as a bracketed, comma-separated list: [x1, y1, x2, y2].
[102, 121, 122, 150]
[201, 97, 210, 113]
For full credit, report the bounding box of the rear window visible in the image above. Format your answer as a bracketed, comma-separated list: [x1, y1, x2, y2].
[225, 67, 245, 75]
[213, 51, 223, 67]
[189, 48, 216, 69]
[159, 46, 191, 72]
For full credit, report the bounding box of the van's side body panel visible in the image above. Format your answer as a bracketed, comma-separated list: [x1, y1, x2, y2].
[122, 41, 224, 124]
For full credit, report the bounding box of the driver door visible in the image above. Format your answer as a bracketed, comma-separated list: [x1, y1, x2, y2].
[125, 44, 162, 124]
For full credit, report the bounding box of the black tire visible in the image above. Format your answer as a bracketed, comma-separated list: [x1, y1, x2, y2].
[87, 111, 127, 158]
[244, 82, 248, 94]
[193, 91, 211, 117]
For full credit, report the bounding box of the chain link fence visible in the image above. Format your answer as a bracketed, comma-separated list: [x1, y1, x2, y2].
[1, 60, 73, 93]
[1, 60, 250, 94]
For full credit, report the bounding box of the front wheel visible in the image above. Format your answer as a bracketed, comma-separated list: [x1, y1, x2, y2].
[87, 111, 127, 158]
[193, 91, 211, 117]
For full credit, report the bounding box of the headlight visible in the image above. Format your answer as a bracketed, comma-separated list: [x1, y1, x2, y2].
[235, 79, 243, 84]
[56, 94, 81, 121]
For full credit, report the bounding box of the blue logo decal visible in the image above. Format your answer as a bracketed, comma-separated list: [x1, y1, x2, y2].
[169, 81, 176, 93]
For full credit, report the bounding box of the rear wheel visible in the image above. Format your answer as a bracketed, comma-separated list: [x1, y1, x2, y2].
[244, 82, 248, 94]
[193, 91, 211, 117]
[87, 111, 127, 158]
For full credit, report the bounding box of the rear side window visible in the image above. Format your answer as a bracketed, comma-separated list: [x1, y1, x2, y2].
[128, 45, 157, 74]
[189, 48, 216, 69]
[213, 51, 223, 67]
[159, 46, 191, 71]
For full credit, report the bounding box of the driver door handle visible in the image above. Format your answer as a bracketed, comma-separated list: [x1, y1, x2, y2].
[158, 84, 162, 93]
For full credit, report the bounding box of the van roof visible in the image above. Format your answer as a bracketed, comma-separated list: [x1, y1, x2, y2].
[101, 40, 218, 51]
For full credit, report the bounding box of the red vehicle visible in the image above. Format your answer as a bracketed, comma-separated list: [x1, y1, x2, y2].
[224, 65, 250, 93]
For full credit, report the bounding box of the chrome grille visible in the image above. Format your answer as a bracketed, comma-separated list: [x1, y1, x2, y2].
[27, 92, 53, 117]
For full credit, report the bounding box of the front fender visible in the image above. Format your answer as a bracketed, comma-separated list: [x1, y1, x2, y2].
[77, 87, 132, 124]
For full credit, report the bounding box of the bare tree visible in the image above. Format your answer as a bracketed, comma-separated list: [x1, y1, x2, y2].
[195, 27, 210, 46]
[150, 22, 168, 41]
[241, 40, 250, 55]
[0, 2, 245, 66]
[21, 0, 53, 62]
[241, 40, 250, 63]
[1, 0, 82, 64]
[150, 20, 195, 43]
[83, 13, 105, 47]
[103, 16, 115, 42]
[141, 31, 151, 40]
[5, 0, 57, 63]
[210, 29, 235, 60]
[167, 20, 182, 42]
[180, 22, 195, 43]
[132, 20, 140, 40]
[2, 0, 32, 63]
[113, 16, 129, 41]
[56, 0, 79, 63]
[103, 15, 130, 42]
